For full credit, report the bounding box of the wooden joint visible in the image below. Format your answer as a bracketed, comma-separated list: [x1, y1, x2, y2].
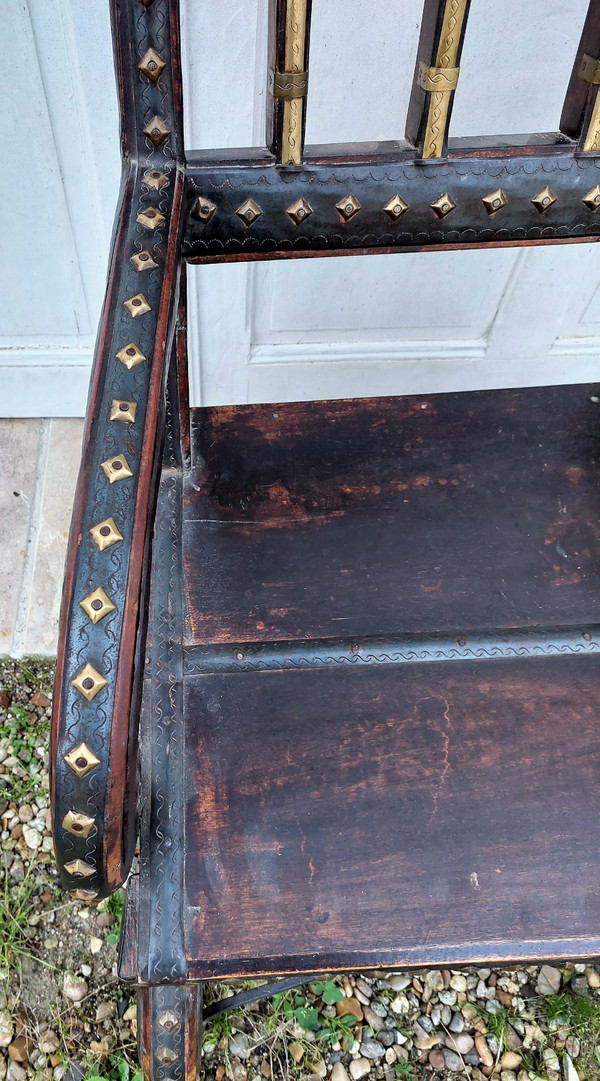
[417, 62, 459, 93]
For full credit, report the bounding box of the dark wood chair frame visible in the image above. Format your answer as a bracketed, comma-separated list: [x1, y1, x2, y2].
[50, 1, 600, 1076]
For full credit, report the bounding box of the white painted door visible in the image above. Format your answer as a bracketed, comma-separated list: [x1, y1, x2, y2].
[4, 0, 600, 417]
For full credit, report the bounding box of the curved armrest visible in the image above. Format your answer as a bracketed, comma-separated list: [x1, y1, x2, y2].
[50, 161, 183, 901]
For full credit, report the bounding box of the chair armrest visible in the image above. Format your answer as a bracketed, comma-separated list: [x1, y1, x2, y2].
[50, 161, 183, 901]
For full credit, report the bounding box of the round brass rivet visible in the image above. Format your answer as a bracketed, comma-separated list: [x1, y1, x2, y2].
[72, 823, 84, 832]
[75, 757, 88, 768]
[345, 204, 353, 214]
[442, 203, 449, 211]
[132, 298, 141, 306]
[82, 678, 94, 691]
[99, 525, 111, 536]
[126, 347, 136, 356]
[146, 210, 156, 218]
[152, 128, 160, 137]
[139, 252, 149, 261]
[147, 60, 157, 71]
[112, 460, 122, 470]
[394, 205, 402, 214]
[202, 205, 210, 213]
[91, 599, 103, 610]
[543, 197, 550, 206]
[152, 171, 160, 178]
[493, 199, 500, 208]
[119, 402, 129, 411]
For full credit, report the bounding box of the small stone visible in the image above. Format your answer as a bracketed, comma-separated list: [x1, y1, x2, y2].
[337, 998, 363, 1023]
[570, 977, 589, 997]
[389, 995, 409, 1015]
[415, 1016, 432, 1035]
[565, 1037, 580, 1059]
[229, 1033, 250, 1060]
[331, 1064, 350, 1081]
[80, 964, 92, 977]
[17, 806, 33, 824]
[387, 975, 410, 991]
[536, 966, 561, 996]
[89, 937, 103, 955]
[123, 1003, 137, 1022]
[362, 1006, 383, 1032]
[449, 1012, 465, 1033]
[384, 1048, 396, 1065]
[260, 1060, 272, 1078]
[501, 1072, 517, 1081]
[38, 1031, 60, 1055]
[231, 1065, 246, 1081]
[428, 1049, 445, 1070]
[443, 1048, 463, 1071]
[30, 691, 50, 708]
[414, 1035, 440, 1051]
[349, 1059, 371, 1080]
[0, 692, 11, 708]
[307, 1057, 326, 1078]
[476, 980, 489, 999]
[450, 974, 468, 993]
[475, 1036, 493, 1068]
[360, 1038, 385, 1060]
[355, 978, 373, 999]
[0, 1012, 13, 1047]
[7, 1061, 26, 1081]
[585, 966, 600, 989]
[439, 989, 457, 1006]
[62, 974, 88, 1002]
[501, 1052, 522, 1071]
[445, 1034, 474, 1055]
[563, 1053, 579, 1081]
[477, 969, 491, 981]
[22, 824, 41, 850]
[95, 1002, 115, 1023]
[543, 1049, 560, 1072]
[523, 1022, 545, 1049]
[288, 1043, 304, 1064]
[425, 970, 444, 991]
[8, 1039, 29, 1064]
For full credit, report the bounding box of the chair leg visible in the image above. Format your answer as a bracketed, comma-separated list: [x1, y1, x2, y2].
[138, 984, 203, 1081]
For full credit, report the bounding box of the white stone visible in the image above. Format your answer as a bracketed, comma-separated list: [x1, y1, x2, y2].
[349, 1059, 371, 1081]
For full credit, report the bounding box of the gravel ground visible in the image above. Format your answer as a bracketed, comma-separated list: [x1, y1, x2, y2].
[2, 659, 600, 1081]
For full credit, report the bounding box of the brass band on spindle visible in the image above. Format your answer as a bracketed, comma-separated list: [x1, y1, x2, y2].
[418, 0, 469, 160]
[281, 0, 309, 166]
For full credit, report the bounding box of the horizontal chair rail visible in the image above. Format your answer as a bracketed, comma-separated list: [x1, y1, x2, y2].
[183, 139, 600, 262]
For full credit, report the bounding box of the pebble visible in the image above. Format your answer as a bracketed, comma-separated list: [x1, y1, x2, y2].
[362, 1006, 383, 1032]
[21, 824, 41, 850]
[89, 936, 103, 955]
[0, 1013, 13, 1048]
[360, 1038, 385, 1060]
[308, 1056, 326, 1077]
[565, 1037, 580, 1059]
[425, 970, 444, 991]
[95, 1002, 115, 1022]
[449, 1011, 464, 1033]
[415, 1016, 432, 1034]
[80, 964, 92, 977]
[337, 997, 363, 1023]
[7, 1040, 28, 1065]
[440, 1005, 452, 1026]
[445, 1034, 474, 1055]
[501, 1072, 517, 1081]
[543, 1049, 560, 1072]
[7, 1061, 26, 1081]
[428, 1049, 445, 1070]
[585, 966, 600, 989]
[438, 989, 457, 1006]
[387, 974, 410, 991]
[349, 1059, 371, 1080]
[414, 1034, 440, 1051]
[229, 1033, 250, 1060]
[330, 1064, 350, 1081]
[442, 1048, 463, 1071]
[570, 977, 589, 997]
[62, 975, 88, 1002]
[501, 1052, 522, 1070]
[38, 1032, 59, 1055]
[475, 1036, 494, 1068]
[288, 1043, 304, 1064]
[563, 1053, 580, 1081]
[536, 965, 561, 996]
[450, 974, 468, 992]
[389, 996, 408, 1015]
[17, 806, 33, 823]
[355, 978, 373, 999]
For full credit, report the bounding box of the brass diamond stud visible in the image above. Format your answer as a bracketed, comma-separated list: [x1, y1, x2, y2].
[431, 193, 456, 219]
[69, 888, 99, 902]
[236, 198, 262, 225]
[116, 343, 146, 370]
[156, 1048, 177, 1066]
[64, 859, 95, 879]
[157, 1011, 179, 1032]
[138, 48, 165, 82]
[80, 586, 116, 624]
[72, 664, 107, 702]
[138, 0, 155, 7]
[383, 195, 409, 221]
[109, 400, 137, 424]
[336, 194, 361, 221]
[90, 517, 123, 551]
[101, 455, 133, 483]
[191, 197, 217, 224]
[531, 186, 557, 213]
[286, 197, 313, 225]
[143, 116, 170, 147]
[137, 206, 165, 230]
[482, 188, 508, 216]
[124, 293, 151, 317]
[64, 742, 101, 778]
[62, 810, 95, 839]
[143, 170, 169, 190]
[583, 184, 600, 211]
[130, 250, 158, 272]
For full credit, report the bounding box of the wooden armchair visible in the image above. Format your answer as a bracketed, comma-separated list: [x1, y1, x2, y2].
[50, 0, 600, 1076]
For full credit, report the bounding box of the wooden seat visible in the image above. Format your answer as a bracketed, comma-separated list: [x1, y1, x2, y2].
[49, 0, 600, 1076]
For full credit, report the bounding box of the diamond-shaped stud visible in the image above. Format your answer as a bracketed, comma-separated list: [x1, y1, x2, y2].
[116, 343, 146, 370]
[62, 810, 95, 839]
[143, 170, 169, 190]
[89, 517, 123, 551]
[531, 186, 557, 213]
[192, 197, 217, 223]
[138, 0, 155, 7]
[137, 206, 165, 230]
[286, 197, 313, 225]
[157, 1011, 179, 1032]
[482, 188, 508, 216]
[124, 293, 151, 317]
[69, 888, 99, 902]
[64, 742, 101, 777]
[138, 48, 165, 82]
[383, 195, 409, 221]
[72, 664, 107, 702]
[156, 1048, 177, 1066]
[583, 184, 600, 211]
[64, 859, 95, 879]
[130, 250, 158, 272]
[80, 586, 116, 624]
[431, 193, 456, 219]
[101, 455, 133, 483]
[336, 194, 361, 221]
[143, 116, 170, 147]
[109, 400, 137, 424]
[236, 198, 262, 225]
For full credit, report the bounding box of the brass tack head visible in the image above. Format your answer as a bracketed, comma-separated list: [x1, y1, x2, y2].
[138, 48, 166, 82]
[64, 859, 95, 879]
[109, 399, 137, 424]
[138, 0, 155, 7]
[531, 186, 557, 213]
[143, 170, 169, 191]
[137, 206, 166, 231]
[130, 250, 158, 272]
[71, 664, 107, 702]
[89, 517, 123, 550]
[124, 293, 151, 318]
[431, 193, 456, 219]
[191, 197, 217, 224]
[335, 193, 361, 221]
[64, 742, 101, 778]
[101, 455, 133, 484]
[69, 888, 99, 902]
[157, 1011, 179, 1032]
[286, 197, 313, 225]
[116, 342, 146, 369]
[235, 198, 262, 225]
[62, 810, 95, 839]
[482, 188, 508, 216]
[383, 195, 409, 221]
[143, 116, 170, 147]
[156, 1048, 178, 1066]
[80, 586, 116, 624]
[583, 184, 600, 211]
